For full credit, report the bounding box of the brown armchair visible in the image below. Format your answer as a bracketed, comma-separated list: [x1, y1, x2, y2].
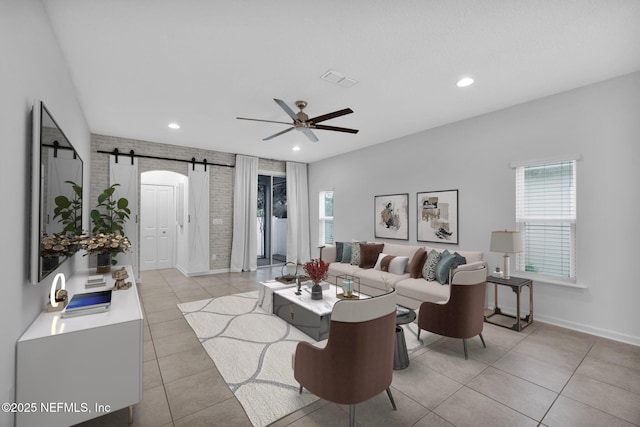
[293, 290, 397, 427]
[417, 264, 488, 359]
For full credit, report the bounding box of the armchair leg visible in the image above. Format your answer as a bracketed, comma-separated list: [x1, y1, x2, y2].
[299, 385, 303, 394]
[386, 387, 397, 410]
[463, 339, 469, 360]
[479, 333, 486, 348]
[349, 404, 355, 427]
[417, 328, 421, 340]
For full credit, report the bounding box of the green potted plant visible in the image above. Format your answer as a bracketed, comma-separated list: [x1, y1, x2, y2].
[53, 180, 83, 236]
[89, 184, 131, 269]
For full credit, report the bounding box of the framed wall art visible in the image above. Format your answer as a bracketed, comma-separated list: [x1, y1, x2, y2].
[417, 190, 458, 244]
[374, 193, 409, 240]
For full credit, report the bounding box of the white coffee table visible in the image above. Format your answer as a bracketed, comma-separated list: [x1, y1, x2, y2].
[273, 283, 367, 340]
[257, 279, 297, 313]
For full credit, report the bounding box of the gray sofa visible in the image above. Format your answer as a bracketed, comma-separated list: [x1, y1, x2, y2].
[321, 242, 486, 310]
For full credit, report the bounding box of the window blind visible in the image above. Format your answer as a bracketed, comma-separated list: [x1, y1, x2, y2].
[515, 160, 576, 280]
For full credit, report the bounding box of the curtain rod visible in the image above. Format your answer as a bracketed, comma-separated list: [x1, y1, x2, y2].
[97, 148, 234, 170]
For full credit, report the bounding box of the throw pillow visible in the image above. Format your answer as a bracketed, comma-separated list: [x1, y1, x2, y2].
[408, 248, 427, 279]
[373, 253, 409, 275]
[350, 241, 366, 266]
[452, 252, 467, 269]
[435, 250, 457, 284]
[335, 242, 344, 262]
[422, 249, 441, 281]
[359, 243, 385, 268]
[341, 244, 352, 263]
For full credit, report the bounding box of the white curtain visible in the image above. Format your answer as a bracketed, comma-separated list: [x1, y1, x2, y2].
[286, 162, 311, 264]
[230, 155, 258, 272]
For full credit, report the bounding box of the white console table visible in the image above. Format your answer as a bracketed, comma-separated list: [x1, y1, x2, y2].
[16, 265, 143, 427]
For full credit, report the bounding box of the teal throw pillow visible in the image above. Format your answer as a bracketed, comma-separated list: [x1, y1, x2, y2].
[341, 244, 352, 263]
[434, 250, 457, 284]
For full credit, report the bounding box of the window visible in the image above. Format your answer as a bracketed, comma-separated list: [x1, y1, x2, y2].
[515, 160, 577, 281]
[319, 191, 334, 245]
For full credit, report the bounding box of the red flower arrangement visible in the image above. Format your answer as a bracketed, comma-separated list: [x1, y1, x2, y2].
[303, 258, 329, 283]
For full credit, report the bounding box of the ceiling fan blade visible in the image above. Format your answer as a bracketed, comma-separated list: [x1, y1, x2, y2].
[309, 108, 353, 124]
[313, 124, 359, 134]
[263, 126, 294, 141]
[237, 117, 292, 125]
[273, 99, 299, 122]
[301, 128, 319, 142]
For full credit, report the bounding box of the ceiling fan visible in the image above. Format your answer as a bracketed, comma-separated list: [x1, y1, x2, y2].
[237, 98, 359, 142]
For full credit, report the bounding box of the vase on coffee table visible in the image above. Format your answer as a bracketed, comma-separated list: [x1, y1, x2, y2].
[311, 280, 323, 300]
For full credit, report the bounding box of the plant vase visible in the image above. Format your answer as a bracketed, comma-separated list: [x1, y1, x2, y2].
[96, 253, 112, 274]
[311, 280, 323, 300]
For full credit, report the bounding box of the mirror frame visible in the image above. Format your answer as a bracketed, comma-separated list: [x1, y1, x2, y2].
[30, 101, 84, 284]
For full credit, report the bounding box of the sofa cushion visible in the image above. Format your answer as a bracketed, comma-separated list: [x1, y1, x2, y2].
[435, 250, 457, 284]
[355, 268, 409, 292]
[328, 262, 361, 278]
[382, 243, 422, 273]
[373, 253, 409, 275]
[335, 242, 344, 262]
[424, 246, 484, 264]
[359, 243, 384, 268]
[408, 248, 427, 278]
[422, 249, 441, 281]
[350, 241, 367, 266]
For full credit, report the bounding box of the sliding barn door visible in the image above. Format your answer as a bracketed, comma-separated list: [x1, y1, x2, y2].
[109, 156, 139, 280]
[187, 165, 210, 274]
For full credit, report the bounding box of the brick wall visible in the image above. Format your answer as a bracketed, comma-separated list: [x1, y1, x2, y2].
[90, 134, 285, 271]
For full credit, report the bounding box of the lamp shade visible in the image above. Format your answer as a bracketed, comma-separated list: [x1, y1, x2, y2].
[490, 230, 523, 254]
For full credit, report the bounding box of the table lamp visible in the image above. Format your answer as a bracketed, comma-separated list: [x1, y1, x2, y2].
[490, 230, 523, 280]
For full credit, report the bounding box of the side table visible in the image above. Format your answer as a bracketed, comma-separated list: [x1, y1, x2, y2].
[484, 275, 533, 332]
[394, 306, 416, 370]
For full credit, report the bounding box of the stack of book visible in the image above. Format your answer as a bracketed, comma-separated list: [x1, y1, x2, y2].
[61, 290, 112, 318]
[85, 274, 106, 288]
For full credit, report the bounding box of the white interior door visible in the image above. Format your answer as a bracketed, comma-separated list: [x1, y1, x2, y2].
[188, 165, 210, 274]
[109, 156, 139, 280]
[140, 184, 175, 271]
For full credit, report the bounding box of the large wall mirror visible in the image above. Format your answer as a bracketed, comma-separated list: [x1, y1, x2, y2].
[30, 101, 84, 284]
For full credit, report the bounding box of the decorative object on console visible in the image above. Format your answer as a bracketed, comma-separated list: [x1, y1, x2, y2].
[417, 190, 458, 244]
[303, 258, 329, 300]
[336, 274, 360, 299]
[276, 261, 299, 284]
[490, 230, 523, 280]
[112, 267, 132, 290]
[46, 272, 68, 312]
[80, 232, 132, 274]
[374, 194, 409, 240]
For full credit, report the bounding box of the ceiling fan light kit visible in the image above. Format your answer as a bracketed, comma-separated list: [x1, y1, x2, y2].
[237, 98, 359, 142]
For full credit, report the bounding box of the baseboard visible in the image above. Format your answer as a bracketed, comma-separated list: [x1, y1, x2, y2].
[487, 304, 640, 347]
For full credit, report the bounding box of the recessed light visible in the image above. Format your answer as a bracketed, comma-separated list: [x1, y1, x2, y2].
[168, 122, 180, 129]
[292, 146, 301, 151]
[456, 77, 474, 88]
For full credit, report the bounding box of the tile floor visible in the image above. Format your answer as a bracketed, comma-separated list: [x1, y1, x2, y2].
[77, 268, 640, 427]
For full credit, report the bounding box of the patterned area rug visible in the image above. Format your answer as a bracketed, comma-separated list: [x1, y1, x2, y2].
[178, 291, 430, 426]
[178, 291, 319, 426]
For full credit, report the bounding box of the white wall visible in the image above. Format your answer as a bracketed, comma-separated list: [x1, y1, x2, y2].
[0, 1, 91, 425]
[309, 72, 640, 345]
